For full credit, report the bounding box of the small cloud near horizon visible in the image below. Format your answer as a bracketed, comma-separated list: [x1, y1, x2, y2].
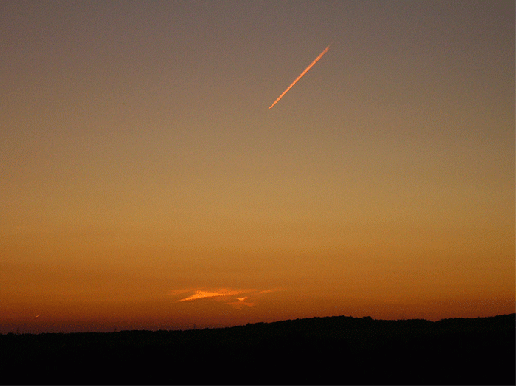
[178, 289, 243, 302]
[228, 297, 255, 309]
[171, 287, 282, 308]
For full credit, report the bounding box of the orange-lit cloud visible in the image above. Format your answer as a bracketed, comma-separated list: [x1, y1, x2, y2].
[228, 297, 255, 309]
[178, 289, 244, 302]
[173, 287, 280, 309]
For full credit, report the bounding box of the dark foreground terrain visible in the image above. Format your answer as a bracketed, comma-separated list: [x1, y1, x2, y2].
[1, 313, 514, 385]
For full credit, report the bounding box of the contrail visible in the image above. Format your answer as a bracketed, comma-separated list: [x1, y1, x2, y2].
[269, 44, 330, 109]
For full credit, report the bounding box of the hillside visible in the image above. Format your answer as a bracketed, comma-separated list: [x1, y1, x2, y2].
[1, 314, 514, 384]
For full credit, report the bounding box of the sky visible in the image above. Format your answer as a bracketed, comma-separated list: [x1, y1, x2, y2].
[1, 0, 514, 333]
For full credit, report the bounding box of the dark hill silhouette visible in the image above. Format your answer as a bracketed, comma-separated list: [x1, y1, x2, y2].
[1, 313, 514, 385]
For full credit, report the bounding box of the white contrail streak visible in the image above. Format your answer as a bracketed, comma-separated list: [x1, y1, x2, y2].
[269, 44, 330, 109]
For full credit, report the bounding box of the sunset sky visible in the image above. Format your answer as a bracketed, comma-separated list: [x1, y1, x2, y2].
[1, 0, 514, 333]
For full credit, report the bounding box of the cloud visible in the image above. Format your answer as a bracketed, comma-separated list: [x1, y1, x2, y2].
[258, 288, 284, 295]
[178, 289, 243, 302]
[172, 287, 281, 309]
[228, 297, 255, 309]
